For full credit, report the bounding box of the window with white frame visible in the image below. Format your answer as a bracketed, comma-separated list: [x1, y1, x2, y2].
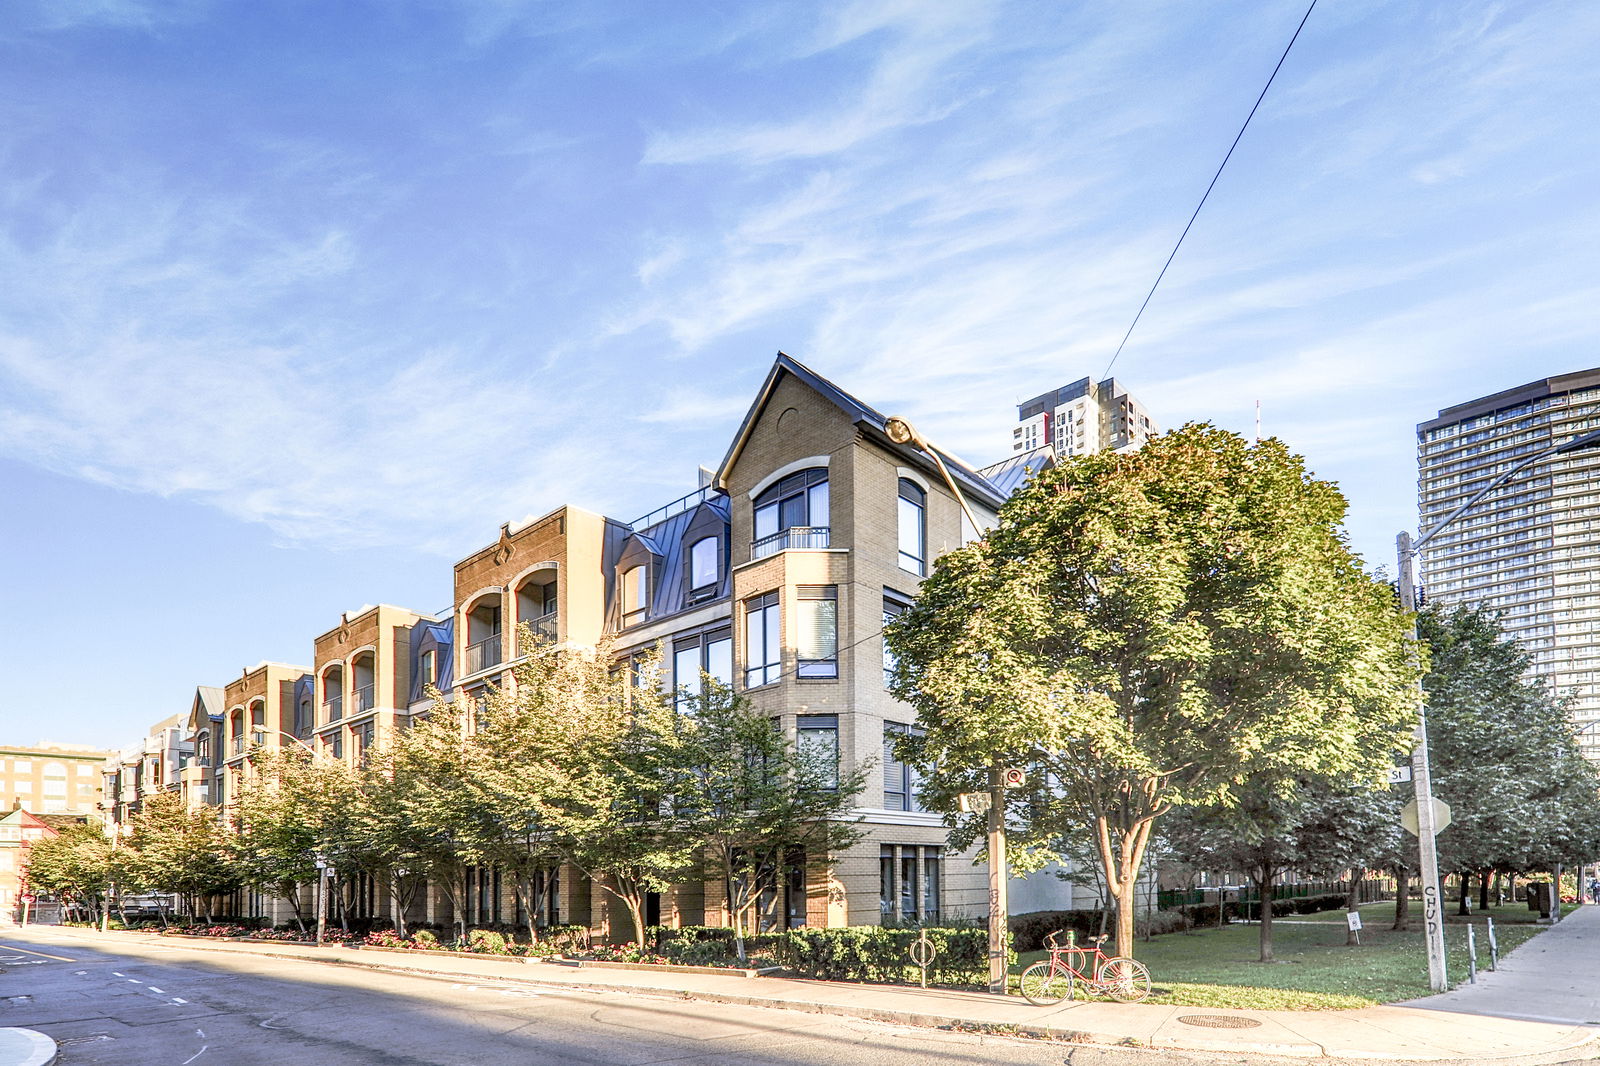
[796, 585, 838, 678]
[897, 478, 926, 574]
[744, 592, 781, 688]
[621, 565, 648, 627]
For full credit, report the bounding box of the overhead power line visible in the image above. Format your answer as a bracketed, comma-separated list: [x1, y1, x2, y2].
[1104, 0, 1320, 379]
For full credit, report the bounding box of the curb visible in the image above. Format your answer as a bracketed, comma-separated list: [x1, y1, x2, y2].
[31, 929, 1600, 1063]
[0, 1028, 57, 1066]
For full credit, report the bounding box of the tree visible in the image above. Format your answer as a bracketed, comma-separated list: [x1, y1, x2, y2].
[887, 425, 1421, 959]
[681, 682, 867, 960]
[23, 823, 114, 923]
[1421, 604, 1600, 904]
[123, 793, 241, 921]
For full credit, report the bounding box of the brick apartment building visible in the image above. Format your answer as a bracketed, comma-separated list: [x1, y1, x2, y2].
[102, 353, 1148, 935]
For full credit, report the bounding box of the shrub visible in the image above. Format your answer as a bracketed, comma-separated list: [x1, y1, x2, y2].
[365, 929, 405, 948]
[779, 926, 993, 987]
[464, 929, 510, 955]
[540, 924, 589, 954]
[409, 930, 441, 950]
[1008, 909, 1105, 953]
[1136, 909, 1191, 937]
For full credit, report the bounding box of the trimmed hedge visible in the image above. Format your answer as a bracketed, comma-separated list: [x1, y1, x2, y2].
[779, 926, 995, 987]
[1008, 909, 1105, 953]
[1240, 891, 1347, 920]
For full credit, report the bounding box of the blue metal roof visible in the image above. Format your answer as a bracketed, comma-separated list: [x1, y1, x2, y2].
[613, 494, 731, 630]
[978, 448, 1053, 496]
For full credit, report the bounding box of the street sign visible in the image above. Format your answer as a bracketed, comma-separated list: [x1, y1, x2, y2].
[958, 792, 992, 813]
[1001, 767, 1027, 788]
[1346, 911, 1363, 931]
[20, 893, 35, 904]
[1401, 797, 1452, 836]
[1388, 766, 1412, 784]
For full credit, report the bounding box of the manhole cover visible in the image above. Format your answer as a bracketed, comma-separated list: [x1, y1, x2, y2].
[1177, 1014, 1263, 1029]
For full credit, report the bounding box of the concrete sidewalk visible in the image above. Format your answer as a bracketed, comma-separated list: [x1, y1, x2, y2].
[0, 1028, 55, 1066]
[1408, 901, 1600, 1026]
[19, 922, 1600, 1062]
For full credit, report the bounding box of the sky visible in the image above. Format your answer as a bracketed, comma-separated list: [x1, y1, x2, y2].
[2, 0, 1598, 748]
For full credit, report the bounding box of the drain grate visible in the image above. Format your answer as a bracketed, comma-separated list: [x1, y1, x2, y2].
[1177, 1014, 1263, 1029]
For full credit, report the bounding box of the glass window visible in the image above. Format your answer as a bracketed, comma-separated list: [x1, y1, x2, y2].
[689, 536, 719, 592]
[797, 714, 839, 789]
[797, 586, 838, 678]
[744, 592, 781, 688]
[674, 627, 734, 711]
[882, 594, 910, 687]
[883, 722, 924, 811]
[897, 479, 926, 574]
[879, 845, 942, 925]
[419, 649, 435, 687]
[753, 468, 829, 544]
[622, 565, 648, 627]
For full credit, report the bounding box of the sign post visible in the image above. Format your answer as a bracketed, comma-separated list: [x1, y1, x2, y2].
[1346, 909, 1363, 946]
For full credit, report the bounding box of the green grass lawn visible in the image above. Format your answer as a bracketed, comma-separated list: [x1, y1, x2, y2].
[1012, 900, 1564, 1010]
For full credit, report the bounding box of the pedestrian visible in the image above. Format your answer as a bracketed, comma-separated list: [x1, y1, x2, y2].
[1588, 878, 1599, 905]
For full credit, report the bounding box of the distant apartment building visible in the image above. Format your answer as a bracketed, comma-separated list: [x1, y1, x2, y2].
[0, 743, 108, 816]
[101, 715, 191, 830]
[1417, 368, 1600, 760]
[1012, 377, 1158, 456]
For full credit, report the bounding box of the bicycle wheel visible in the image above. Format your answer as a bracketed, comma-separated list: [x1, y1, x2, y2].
[1019, 961, 1072, 1006]
[1095, 957, 1152, 1003]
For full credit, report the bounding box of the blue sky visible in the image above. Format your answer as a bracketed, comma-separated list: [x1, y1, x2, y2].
[3, 0, 1598, 747]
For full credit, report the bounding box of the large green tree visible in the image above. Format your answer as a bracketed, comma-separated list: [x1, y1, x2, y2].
[1421, 604, 1600, 906]
[887, 425, 1420, 958]
[22, 822, 115, 923]
[124, 792, 241, 921]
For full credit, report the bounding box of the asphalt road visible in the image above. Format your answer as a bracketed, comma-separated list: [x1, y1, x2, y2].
[0, 927, 1250, 1066]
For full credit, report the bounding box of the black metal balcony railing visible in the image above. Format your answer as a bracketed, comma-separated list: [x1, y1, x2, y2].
[324, 695, 343, 722]
[521, 609, 558, 641]
[355, 684, 376, 713]
[751, 525, 830, 560]
[465, 634, 502, 674]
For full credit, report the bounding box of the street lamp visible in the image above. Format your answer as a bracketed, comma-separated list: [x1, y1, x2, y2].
[886, 415, 1009, 995]
[1397, 427, 1600, 991]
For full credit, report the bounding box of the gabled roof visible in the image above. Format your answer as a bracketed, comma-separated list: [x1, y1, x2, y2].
[714, 353, 1008, 510]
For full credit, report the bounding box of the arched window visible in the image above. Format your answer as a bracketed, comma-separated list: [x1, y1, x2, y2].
[753, 468, 828, 557]
[897, 478, 926, 575]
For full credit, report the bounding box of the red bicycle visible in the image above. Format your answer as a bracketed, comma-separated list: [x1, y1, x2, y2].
[1018, 930, 1151, 1004]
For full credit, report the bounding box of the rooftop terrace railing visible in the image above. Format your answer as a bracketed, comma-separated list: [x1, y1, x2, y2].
[629, 485, 720, 531]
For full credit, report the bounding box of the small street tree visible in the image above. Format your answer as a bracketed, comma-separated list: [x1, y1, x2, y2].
[887, 425, 1421, 959]
[22, 823, 114, 923]
[682, 682, 867, 960]
[124, 792, 241, 921]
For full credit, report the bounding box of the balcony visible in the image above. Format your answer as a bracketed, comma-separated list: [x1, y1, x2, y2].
[355, 685, 376, 713]
[230, 735, 246, 756]
[752, 526, 830, 560]
[465, 634, 502, 674]
[523, 609, 558, 641]
[324, 695, 343, 722]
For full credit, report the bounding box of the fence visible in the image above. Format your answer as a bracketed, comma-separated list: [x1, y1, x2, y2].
[1157, 877, 1395, 911]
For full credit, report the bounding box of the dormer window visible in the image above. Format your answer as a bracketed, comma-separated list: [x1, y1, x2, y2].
[622, 565, 648, 627]
[689, 537, 719, 593]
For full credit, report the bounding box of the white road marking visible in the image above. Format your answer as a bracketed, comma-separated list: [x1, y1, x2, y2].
[196, 1029, 205, 1037]
[148, 986, 165, 993]
[112, 971, 124, 976]
[127, 978, 141, 983]
[181, 1045, 208, 1064]
[74, 970, 87, 975]
[172, 997, 189, 1004]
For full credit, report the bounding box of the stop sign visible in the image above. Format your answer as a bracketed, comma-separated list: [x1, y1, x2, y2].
[20, 893, 35, 904]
